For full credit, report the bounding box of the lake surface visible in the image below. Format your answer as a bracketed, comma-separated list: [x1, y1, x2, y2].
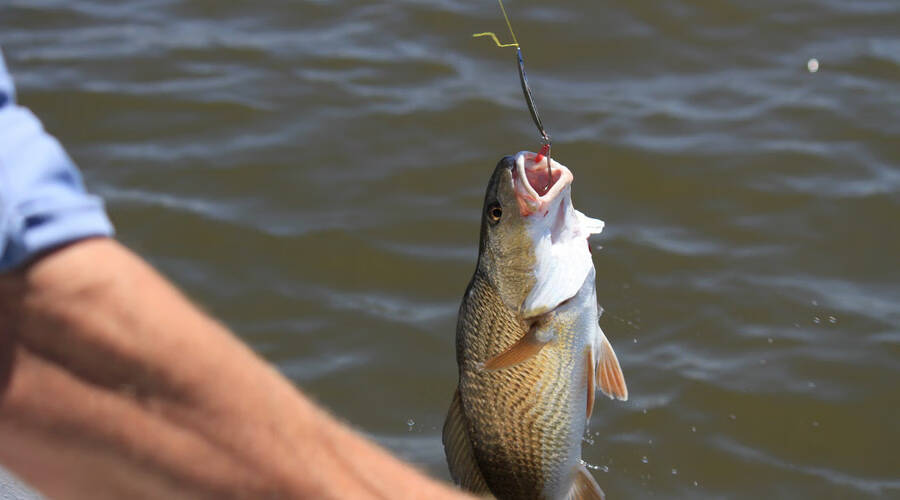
[2, 0, 899, 498]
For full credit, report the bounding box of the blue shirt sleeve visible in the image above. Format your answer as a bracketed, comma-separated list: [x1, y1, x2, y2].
[0, 47, 114, 272]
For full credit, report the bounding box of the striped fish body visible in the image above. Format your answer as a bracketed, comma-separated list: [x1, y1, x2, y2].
[443, 153, 627, 500]
[455, 269, 598, 498]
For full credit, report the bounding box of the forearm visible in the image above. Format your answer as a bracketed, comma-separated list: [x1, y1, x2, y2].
[0, 238, 466, 499]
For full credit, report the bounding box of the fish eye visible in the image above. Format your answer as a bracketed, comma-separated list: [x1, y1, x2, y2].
[488, 203, 502, 223]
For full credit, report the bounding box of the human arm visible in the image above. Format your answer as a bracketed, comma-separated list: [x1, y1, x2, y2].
[0, 48, 468, 500]
[0, 238, 467, 500]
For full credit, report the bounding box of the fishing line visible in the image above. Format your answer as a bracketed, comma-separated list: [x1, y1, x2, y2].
[473, 0, 553, 190]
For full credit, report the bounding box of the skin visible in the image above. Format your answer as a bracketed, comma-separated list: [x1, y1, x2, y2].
[445, 156, 603, 499]
[0, 237, 472, 500]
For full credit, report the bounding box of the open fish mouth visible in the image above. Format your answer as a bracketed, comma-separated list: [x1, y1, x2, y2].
[513, 151, 574, 216]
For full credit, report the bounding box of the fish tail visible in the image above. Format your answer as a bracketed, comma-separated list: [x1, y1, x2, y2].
[566, 463, 605, 500]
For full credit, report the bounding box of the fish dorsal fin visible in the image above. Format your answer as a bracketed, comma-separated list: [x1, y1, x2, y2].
[567, 463, 606, 500]
[593, 326, 628, 401]
[442, 390, 492, 495]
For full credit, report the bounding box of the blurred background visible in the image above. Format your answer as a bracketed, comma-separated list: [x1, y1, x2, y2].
[1, 0, 898, 498]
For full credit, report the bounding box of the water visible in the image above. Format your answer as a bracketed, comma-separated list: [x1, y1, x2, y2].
[2, 0, 899, 498]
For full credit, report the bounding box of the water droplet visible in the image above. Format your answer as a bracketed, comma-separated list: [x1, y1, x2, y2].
[580, 460, 609, 473]
[828, 315, 837, 324]
[633, 338, 638, 344]
[812, 420, 820, 427]
[811, 300, 818, 306]
[642, 409, 648, 415]
[807, 58, 819, 73]
[690, 426, 697, 433]
[767, 337, 773, 344]
[641, 456, 649, 464]
[648, 439, 653, 445]
[808, 381, 816, 388]
[693, 480, 699, 487]
[406, 418, 415, 431]
[671, 468, 678, 475]
[813, 316, 821, 324]
[580, 459, 596, 470]
[728, 414, 737, 421]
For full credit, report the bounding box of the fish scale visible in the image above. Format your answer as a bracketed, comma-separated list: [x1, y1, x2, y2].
[457, 273, 587, 499]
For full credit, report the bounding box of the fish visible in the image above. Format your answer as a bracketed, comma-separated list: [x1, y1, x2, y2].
[443, 151, 628, 500]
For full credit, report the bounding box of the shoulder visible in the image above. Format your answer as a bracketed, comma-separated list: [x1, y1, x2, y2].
[0, 47, 114, 272]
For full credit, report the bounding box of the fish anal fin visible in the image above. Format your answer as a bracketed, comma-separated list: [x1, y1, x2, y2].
[596, 334, 628, 401]
[442, 390, 491, 494]
[585, 348, 595, 420]
[567, 463, 605, 500]
[481, 318, 551, 371]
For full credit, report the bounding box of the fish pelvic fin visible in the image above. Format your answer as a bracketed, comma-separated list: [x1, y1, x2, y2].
[566, 463, 606, 500]
[594, 326, 628, 401]
[480, 315, 553, 371]
[585, 347, 596, 420]
[442, 389, 492, 495]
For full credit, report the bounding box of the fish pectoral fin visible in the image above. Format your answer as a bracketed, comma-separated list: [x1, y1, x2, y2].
[567, 463, 606, 500]
[442, 389, 491, 494]
[595, 331, 628, 401]
[481, 318, 552, 371]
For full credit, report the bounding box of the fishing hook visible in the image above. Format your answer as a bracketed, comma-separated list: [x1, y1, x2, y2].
[474, 0, 554, 191]
[516, 47, 552, 190]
